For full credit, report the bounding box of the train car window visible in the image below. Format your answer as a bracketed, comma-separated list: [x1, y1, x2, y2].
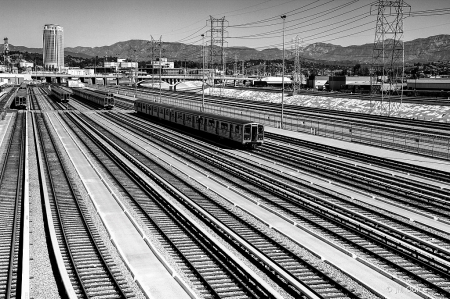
[235, 125, 240, 133]
[221, 123, 228, 130]
[258, 125, 264, 134]
[165, 109, 169, 115]
[208, 119, 215, 126]
[244, 126, 251, 134]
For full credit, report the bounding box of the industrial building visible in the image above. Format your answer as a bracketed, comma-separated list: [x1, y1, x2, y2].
[144, 57, 175, 74]
[43, 24, 64, 70]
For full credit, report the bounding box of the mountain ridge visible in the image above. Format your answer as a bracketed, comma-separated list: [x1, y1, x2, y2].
[7, 34, 450, 63]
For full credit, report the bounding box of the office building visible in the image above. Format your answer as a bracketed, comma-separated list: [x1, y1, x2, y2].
[43, 24, 64, 70]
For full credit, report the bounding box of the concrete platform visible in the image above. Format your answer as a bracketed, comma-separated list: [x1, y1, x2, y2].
[92, 114, 424, 299]
[45, 112, 192, 299]
[266, 127, 450, 174]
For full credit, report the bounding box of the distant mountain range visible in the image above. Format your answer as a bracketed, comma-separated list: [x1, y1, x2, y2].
[8, 34, 450, 63]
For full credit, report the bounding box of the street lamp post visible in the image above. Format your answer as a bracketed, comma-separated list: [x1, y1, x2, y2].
[201, 34, 205, 112]
[134, 49, 137, 96]
[281, 15, 286, 129]
[158, 36, 162, 103]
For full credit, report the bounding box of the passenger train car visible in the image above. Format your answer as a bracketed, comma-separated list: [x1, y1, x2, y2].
[71, 88, 115, 109]
[13, 83, 28, 109]
[50, 84, 71, 103]
[134, 99, 264, 148]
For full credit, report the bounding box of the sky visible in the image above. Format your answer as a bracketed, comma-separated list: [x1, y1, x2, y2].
[1, 0, 449, 50]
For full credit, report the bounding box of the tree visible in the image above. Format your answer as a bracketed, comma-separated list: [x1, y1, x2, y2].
[352, 63, 361, 76]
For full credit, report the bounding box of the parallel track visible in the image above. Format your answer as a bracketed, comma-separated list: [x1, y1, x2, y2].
[78, 111, 384, 298]
[66, 112, 277, 299]
[0, 112, 25, 299]
[34, 112, 132, 299]
[104, 85, 450, 134]
[258, 142, 450, 220]
[105, 111, 450, 298]
[265, 132, 450, 184]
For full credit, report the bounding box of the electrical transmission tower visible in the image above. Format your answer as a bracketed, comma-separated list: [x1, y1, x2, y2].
[206, 16, 228, 96]
[370, 0, 410, 115]
[292, 36, 303, 95]
[150, 36, 163, 101]
[206, 16, 228, 71]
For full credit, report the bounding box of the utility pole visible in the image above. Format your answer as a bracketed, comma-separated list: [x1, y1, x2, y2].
[158, 36, 162, 102]
[281, 15, 286, 129]
[234, 54, 237, 76]
[293, 35, 302, 95]
[150, 37, 155, 93]
[201, 34, 205, 111]
[134, 49, 137, 96]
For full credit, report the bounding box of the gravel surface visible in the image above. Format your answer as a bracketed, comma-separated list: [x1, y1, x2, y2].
[28, 112, 61, 299]
[43, 112, 146, 299]
[89, 112, 381, 299]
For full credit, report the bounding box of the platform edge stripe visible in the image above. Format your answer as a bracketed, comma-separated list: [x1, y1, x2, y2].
[31, 112, 77, 299]
[21, 112, 30, 299]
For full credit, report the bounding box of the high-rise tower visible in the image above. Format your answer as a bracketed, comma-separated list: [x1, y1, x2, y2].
[43, 24, 64, 70]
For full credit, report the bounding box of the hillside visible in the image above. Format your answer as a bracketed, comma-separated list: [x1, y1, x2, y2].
[8, 34, 450, 63]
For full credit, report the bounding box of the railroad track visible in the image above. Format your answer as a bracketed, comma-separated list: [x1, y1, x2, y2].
[29, 88, 42, 110]
[265, 132, 450, 183]
[258, 142, 450, 221]
[91, 85, 450, 161]
[76, 111, 389, 298]
[65, 111, 331, 299]
[33, 112, 132, 298]
[101, 85, 450, 134]
[0, 112, 26, 299]
[102, 111, 450, 298]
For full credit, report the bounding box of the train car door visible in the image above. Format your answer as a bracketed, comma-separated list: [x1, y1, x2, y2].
[251, 124, 258, 142]
[243, 125, 251, 142]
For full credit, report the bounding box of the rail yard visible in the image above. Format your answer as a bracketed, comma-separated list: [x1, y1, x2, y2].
[0, 83, 449, 299]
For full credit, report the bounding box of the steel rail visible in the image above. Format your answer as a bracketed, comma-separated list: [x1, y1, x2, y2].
[106, 111, 450, 297]
[70, 111, 319, 299]
[0, 113, 25, 299]
[35, 112, 129, 299]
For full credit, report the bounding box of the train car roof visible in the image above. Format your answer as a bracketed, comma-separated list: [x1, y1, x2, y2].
[16, 89, 27, 97]
[52, 85, 71, 95]
[135, 98, 261, 125]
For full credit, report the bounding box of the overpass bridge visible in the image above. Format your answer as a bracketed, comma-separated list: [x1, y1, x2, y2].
[30, 72, 256, 86]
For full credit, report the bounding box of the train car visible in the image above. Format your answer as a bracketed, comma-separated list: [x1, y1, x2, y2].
[134, 99, 264, 148]
[14, 85, 28, 109]
[50, 84, 71, 103]
[71, 88, 115, 109]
